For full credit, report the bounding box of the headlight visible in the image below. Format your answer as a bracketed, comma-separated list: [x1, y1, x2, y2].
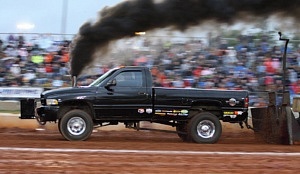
[46, 99, 59, 105]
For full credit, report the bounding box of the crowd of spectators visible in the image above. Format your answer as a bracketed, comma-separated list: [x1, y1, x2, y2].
[0, 34, 71, 88]
[1, 33, 300, 106]
[146, 36, 300, 106]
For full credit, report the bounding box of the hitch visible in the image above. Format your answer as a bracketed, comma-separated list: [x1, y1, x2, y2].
[240, 120, 253, 130]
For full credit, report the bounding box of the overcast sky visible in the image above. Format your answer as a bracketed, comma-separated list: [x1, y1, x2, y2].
[0, 0, 122, 34]
[0, 0, 294, 42]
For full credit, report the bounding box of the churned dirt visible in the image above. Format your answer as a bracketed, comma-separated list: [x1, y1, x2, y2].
[1, 114, 300, 174]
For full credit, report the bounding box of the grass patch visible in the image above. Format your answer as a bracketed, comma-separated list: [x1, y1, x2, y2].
[0, 110, 20, 114]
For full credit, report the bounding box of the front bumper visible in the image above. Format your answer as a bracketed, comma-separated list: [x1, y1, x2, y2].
[20, 99, 59, 122]
[36, 106, 59, 122]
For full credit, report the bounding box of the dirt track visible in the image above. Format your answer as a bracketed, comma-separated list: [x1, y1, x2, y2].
[1, 115, 300, 173]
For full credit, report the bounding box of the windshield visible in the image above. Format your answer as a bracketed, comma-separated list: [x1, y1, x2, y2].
[88, 68, 118, 87]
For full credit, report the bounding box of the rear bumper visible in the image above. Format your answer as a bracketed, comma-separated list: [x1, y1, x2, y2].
[222, 109, 248, 122]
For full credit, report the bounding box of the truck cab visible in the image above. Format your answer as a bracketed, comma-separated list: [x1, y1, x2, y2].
[91, 66, 153, 119]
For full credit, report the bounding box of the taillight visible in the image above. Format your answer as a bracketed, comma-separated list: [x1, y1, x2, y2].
[244, 97, 249, 108]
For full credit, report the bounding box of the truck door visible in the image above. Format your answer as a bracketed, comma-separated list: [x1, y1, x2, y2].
[95, 69, 152, 118]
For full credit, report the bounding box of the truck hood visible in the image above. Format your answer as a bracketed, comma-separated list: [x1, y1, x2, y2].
[41, 86, 96, 99]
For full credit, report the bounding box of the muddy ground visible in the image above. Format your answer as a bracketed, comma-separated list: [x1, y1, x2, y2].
[1, 115, 300, 174]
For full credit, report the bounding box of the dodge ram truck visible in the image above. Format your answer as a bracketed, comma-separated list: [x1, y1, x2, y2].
[20, 66, 249, 144]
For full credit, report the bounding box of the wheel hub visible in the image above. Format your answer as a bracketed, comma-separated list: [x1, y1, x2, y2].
[67, 117, 86, 136]
[201, 125, 210, 131]
[197, 120, 215, 139]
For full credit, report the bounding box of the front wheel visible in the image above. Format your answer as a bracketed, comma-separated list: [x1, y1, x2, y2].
[59, 109, 93, 141]
[187, 112, 222, 144]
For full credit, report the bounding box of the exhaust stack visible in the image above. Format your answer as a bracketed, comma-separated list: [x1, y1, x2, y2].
[72, 76, 77, 87]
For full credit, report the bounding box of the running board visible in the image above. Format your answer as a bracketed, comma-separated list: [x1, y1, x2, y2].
[134, 127, 176, 134]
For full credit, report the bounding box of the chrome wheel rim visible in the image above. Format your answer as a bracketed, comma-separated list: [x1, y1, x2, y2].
[196, 120, 215, 139]
[67, 117, 86, 136]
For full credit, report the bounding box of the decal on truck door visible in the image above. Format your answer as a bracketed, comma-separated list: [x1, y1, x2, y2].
[154, 109, 189, 116]
[137, 108, 153, 114]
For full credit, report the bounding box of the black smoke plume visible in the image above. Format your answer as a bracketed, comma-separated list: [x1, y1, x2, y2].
[70, 0, 300, 76]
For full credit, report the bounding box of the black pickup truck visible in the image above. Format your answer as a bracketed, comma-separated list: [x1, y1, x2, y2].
[20, 66, 249, 143]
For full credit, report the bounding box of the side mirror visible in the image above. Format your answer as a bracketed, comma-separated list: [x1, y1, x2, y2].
[105, 79, 116, 90]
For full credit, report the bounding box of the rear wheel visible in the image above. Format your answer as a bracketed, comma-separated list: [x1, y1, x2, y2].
[187, 112, 222, 144]
[59, 109, 93, 141]
[176, 123, 191, 142]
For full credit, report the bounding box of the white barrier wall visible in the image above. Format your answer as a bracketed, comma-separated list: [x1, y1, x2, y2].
[0, 87, 43, 99]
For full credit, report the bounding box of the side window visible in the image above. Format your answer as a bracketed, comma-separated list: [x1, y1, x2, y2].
[115, 71, 143, 87]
